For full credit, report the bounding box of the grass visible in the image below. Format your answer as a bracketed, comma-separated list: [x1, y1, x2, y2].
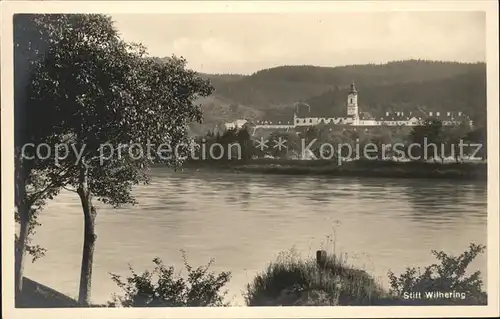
[245, 250, 385, 306]
[16, 277, 80, 308]
[16, 277, 108, 308]
[17, 242, 487, 307]
[244, 242, 488, 306]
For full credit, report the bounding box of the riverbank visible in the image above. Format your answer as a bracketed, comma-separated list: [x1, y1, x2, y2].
[16, 277, 79, 308]
[180, 159, 487, 180]
[16, 277, 108, 308]
[18, 243, 487, 307]
[245, 245, 487, 306]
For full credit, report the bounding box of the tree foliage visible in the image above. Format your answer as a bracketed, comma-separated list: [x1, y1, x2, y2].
[15, 13, 214, 304]
[109, 255, 231, 307]
[14, 14, 79, 292]
[408, 119, 443, 160]
[195, 127, 253, 161]
[388, 243, 487, 305]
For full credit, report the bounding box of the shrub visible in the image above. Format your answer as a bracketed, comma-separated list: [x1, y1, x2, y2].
[245, 250, 384, 306]
[387, 243, 487, 305]
[108, 253, 231, 307]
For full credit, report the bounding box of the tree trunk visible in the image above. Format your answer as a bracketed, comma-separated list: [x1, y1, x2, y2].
[77, 164, 97, 306]
[15, 154, 29, 295]
[15, 204, 29, 295]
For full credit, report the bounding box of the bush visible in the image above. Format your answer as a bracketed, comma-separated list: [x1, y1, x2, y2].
[387, 243, 487, 305]
[244, 250, 384, 306]
[108, 253, 231, 307]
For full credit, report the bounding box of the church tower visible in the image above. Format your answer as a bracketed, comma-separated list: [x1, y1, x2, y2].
[346, 81, 359, 124]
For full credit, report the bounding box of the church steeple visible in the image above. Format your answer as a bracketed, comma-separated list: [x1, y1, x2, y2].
[346, 81, 359, 125]
[349, 81, 357, 94]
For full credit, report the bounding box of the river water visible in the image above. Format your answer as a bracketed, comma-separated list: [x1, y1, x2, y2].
[24, 168, 487, 305]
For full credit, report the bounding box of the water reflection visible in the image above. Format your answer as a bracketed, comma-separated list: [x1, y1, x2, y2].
[400, 180, 487, 225]
[156, 169, 487, 222]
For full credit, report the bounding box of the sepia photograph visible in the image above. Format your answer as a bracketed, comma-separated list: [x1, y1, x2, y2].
[1, 1, 499, 318]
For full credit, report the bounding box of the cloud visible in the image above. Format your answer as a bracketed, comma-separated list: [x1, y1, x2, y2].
[111, 12, 485, 74]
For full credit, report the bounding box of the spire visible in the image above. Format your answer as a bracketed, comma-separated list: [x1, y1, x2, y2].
[349, 81, 357, 94]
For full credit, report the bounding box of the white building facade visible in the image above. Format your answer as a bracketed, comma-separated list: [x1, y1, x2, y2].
[227, 82, 471, 130]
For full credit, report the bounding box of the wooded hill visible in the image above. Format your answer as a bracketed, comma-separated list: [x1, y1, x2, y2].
[188, 60, 486, 130]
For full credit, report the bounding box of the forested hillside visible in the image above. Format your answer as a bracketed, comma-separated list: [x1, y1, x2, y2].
[186, 60, 486, 127]
[306, 65, 486, 125]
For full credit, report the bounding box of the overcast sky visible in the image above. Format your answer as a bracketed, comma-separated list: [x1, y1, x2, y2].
[110, 12, 485, 74]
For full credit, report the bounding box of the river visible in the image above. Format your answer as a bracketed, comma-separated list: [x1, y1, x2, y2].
[24, 168, 488, 306]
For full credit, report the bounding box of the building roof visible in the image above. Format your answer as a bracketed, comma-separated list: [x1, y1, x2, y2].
[295, 105, 347, 118]
[366, 109, 470, 121]
[253, 119, 294, 125]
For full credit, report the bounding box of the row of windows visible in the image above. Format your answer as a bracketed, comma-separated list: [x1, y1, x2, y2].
[384, 111, 463, 117]
[294, 118, 422, 125]
[296, 118, 349, 124]
[255, 122, 293, 125]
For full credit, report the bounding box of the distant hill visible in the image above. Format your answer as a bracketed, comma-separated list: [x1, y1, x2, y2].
[181, 59, 486, 130]
[195, 95, 264, 122]
[198, 73, 246, 83]
[305, 65, 486, 123]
